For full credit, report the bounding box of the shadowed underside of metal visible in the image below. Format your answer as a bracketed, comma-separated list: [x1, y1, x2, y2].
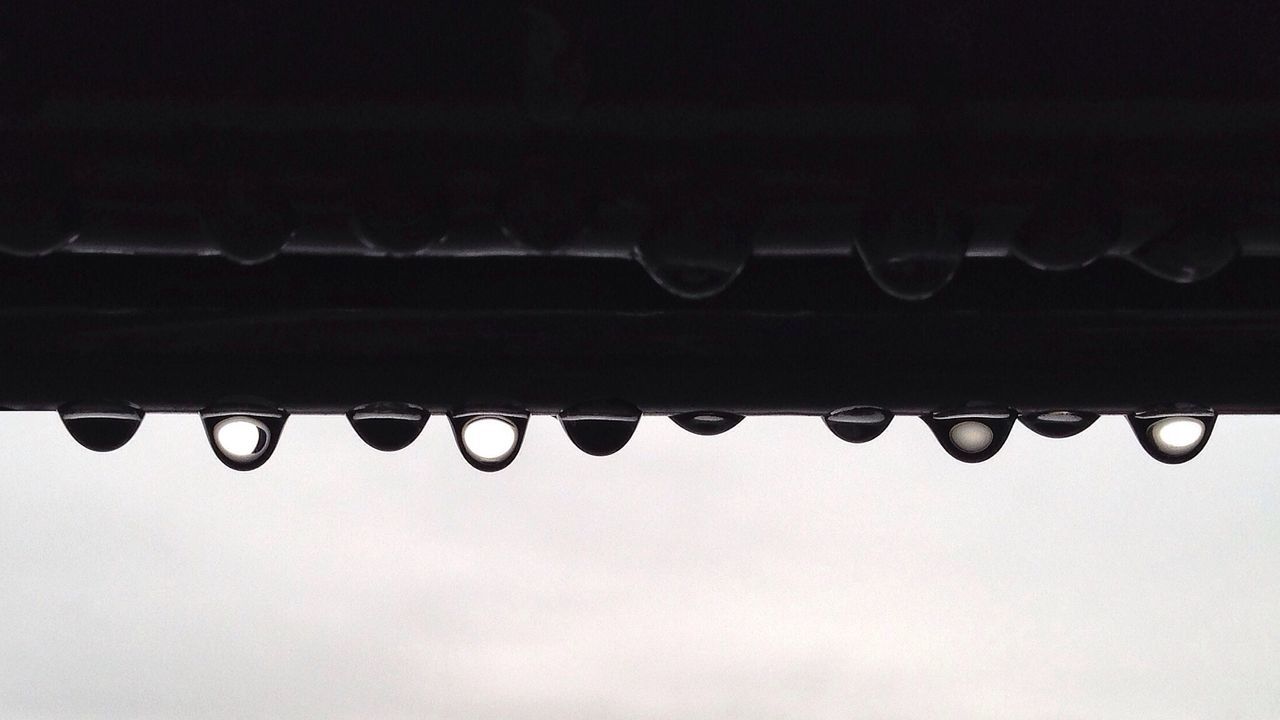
[3, 3, 1279, 467]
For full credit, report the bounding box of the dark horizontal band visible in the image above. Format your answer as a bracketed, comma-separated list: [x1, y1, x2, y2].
[1, 254, 1277, 414]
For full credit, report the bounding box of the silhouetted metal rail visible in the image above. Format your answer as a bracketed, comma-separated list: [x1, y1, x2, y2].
[2, 2, 1278, 467]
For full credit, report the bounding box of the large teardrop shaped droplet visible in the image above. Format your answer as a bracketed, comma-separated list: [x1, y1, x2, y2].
[1019, 411, 1099, 439]
[1127, 214, 1237, 283]
[635, 198, 751, 300]
[670, 412, 743, 436]
[447, 408, 530, 472]
[559, 400, 641, 456]
[1127, 406, 1216, 464]
[348, 402, 429, 452]
[823, 407, 893, 443]
[922, 408, 1016, 463]
[856, 205, 966, 300]
[200, 403, 288, 471]
[59, 402, 144, 452]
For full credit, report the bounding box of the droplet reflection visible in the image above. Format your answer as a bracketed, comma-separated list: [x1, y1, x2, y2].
[461, 416, 519, 463]
[213, 417, 271, 461]
[59, 402, 144, 452]
[948, 420, 994, 454]
[1149, 417, 1206, 456]
[635, 198, 751, 300]
[856, 206, 966, 300]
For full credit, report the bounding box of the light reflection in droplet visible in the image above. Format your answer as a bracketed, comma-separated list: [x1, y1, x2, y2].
[213, 417, 270, 461]
[1149, 417, 1206, 456]
[461, 416, 519, 462]
[949, 420, 994, 454]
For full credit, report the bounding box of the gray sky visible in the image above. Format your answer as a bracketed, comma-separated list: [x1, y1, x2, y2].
[1, 412, 1277, 719]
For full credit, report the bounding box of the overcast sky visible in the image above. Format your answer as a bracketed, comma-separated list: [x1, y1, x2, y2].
[1, 412, 1277, 719]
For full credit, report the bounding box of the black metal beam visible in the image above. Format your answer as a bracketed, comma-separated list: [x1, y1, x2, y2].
[2, 255, 1278, 415]
[4, 2, 1280, 422]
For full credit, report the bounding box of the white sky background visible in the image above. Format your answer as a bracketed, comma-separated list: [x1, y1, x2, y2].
[1, 413, 1278, 720]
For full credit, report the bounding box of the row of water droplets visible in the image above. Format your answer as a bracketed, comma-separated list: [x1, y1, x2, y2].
[54, 400, 1215, 470]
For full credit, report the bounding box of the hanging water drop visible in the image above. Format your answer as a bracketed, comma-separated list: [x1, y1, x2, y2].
[823, 407, 893, 443]
[352, 180, 450, 255]
[559, 400, 641, 456]
[1127, 406, 1216, 464]
[59, 402, 144, 452]
[347, 402, 429, 452]
[203, 182, 296, 265]
[922, 408, 1016, 463]
[200, 403, 288, 471]
[635, 197, 751, 300]
[447, 408, 529, 472]
[1127, 213, 1237, 283]
[1019, 410, 1099, 439]
[1013, 190, 1118, 270]
[856, 205, 966, 300]
[670, 412, 743, 436]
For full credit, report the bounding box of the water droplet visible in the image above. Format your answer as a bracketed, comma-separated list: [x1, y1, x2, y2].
[447, 409, 529, 472]
[922, 408, 1015, 463]
[1127, 214, 1237, 283]
[670, 412, 743, 436]
[501, 171, 586, 251]
[347, 402, 428, 452]
[635, 199, 751, 300]
[856, 206, 966, 300]
[203, 186, 296, 264]
[1127, 406, 1215, 464]
[823, 407, 893, 443]
[1013, 193, 1118, 270]
[59, 402, 143, 452]
[200, 404, 288, 471]
[352, 186, 449, 254]
[1019, 411, 1099, 439]
[559, 400, 641, 456]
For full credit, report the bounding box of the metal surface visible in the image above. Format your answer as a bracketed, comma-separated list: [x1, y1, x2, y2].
[3, 2, 1280, 427]
[1, 254, 1278, 415]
